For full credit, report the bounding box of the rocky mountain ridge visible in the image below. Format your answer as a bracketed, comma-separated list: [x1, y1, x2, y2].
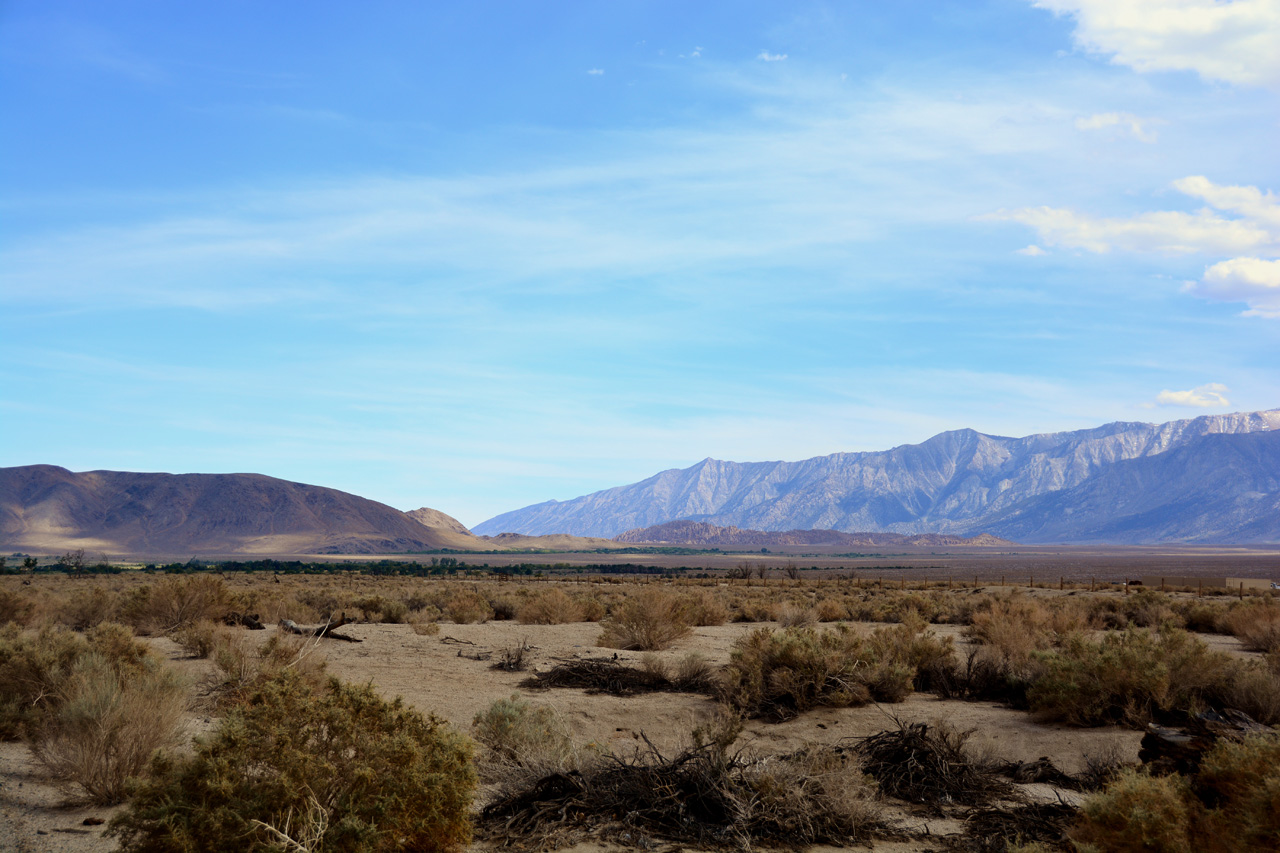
[613, 520, 1012, 548]
[474, 410, 1280, 544]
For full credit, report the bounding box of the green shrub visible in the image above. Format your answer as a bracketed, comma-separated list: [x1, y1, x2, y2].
[471, 694, 574, 777]
[1070, 735, 1280, 853]
[1027, 627, 1229, 727]
[720, 622, 947, 719]
[109, 670, 475, 853]
[597, 587, 693, 651]
[1069, 767, 1195, 853]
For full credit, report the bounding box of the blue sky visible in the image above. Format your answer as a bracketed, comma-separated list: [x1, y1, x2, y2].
[3, 0, 1278, 527]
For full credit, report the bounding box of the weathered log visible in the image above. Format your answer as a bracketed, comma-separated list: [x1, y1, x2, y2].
[278, 612, 362, 643]
[1140, 709, 1275, 775]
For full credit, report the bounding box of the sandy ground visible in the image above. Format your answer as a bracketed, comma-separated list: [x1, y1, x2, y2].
[2, 616, 1222, 853]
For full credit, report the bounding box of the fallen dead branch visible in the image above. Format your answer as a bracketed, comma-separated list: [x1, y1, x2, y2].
[277, 613, 361, 643]
[852, 721, 1015, 810]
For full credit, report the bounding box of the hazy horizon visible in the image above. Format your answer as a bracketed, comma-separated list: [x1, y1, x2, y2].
[3, 1, 1277, 527]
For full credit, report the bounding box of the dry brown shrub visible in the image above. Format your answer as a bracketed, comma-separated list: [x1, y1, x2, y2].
[776, 602, 817, 628]
[517, 588, 583, 624]
[410, 616, 442, 636]
[124, 575, 232, 635]
[597, 587, 693, 651]
[172, 620, 220, 658]
[1225, 600, 1280, 653]
[0, 585, 35, 626]
[814, 597, 849, 622]
[31, 649, 187, 804]
[211, 631, 326, 705]
[471, 693, 575, 779]
[684, 589, 729, 626]
[574, 593, 606, 622]
[58, 585, 119, 630]
[446, 588, 493, 623]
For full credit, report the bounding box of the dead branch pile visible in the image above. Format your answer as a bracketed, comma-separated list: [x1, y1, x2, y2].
[521, 659, 713, 696]
[853, 723, 1014, 809]
[944, 802, 1077, 853]
[479, 740, 883, 850]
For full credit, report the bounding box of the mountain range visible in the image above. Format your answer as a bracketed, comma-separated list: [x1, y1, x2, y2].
[614, 520, 1011, 548]
[474, 410, 1280, 544]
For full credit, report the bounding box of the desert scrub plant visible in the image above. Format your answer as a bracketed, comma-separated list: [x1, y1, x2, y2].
[597, 587, 693, 651]
[446, 588, 492, 624]
[121, 575, 233, 635]
[1070, 734, 1280, 853]
[1225, 599, 1280, 653]
[108, 669, 476, 853]
[471, 694, 574, 778]
[1026, 627, 1232, 727]
[210, 631, 327, 706]
[0, 622, 89, 738]
[172, 619, 223, 658]
[1068, 767, 1196, 853]
[720, 623, 942, 719]
[0, 585, 35, 626]
[58, 585, 119, 630]
[516, 588, 583, 624]
[30, 648, 188, 804]
[684, 589, 729, 626]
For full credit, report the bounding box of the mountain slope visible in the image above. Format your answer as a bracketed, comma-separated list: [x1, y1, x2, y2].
[613, 520, 1012, 548]
[473, 410, 1280, 543]
[0, 465, 481, 555]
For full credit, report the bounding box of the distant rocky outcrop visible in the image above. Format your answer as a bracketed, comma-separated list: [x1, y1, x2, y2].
[475, 410, 1280, 544]
[613, 520, 1012, 548]
[0, 465, 482, 556]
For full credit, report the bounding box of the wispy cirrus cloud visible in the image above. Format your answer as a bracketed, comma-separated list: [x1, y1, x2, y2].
[757, 51, 787, 61]
[1154, 382, 1230, 407]
[1033, 0, 1280, 89]
[1075, 111, 1162, 142]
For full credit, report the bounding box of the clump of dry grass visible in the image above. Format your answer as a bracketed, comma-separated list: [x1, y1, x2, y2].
[597, 587, 693, 651]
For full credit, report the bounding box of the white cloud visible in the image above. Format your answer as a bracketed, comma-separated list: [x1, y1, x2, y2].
[993, 176, 1280, 316]
[1016, 244, 1047, 256]
[1033, 0, 1280, 88]
[587, 68, 604, 75]
[1190, 257, 1280, 317]
[757, 51, 788, 61]
[990, 176, 1280, 254]
[1155, 382, 1231, 407]
[1074, 111, 1161, 142]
